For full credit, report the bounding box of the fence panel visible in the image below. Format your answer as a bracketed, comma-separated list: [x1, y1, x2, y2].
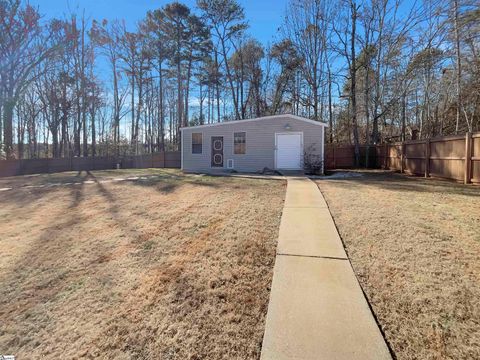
[132, 155, 153, 169]
[325, 131, 478, 184]
[376, 145, 386, 168]
[360, 146, 377, 168]
[324, 146, 336, 169]
[472, 134, 480, 183]
[324, 145, 376, 169]
[152, 153, 165, 168]
[0, 160, 19, 177]
[386, 144, 402, 170]
[0, 152, 181, 178]
[429, 136, 465, 181]
[91, 156, 118, 170]
[325, 145, 355, 168]
[379, 132, 479, 184]
[22, 159, 50, 175]
[71, 157, 91, 172]
[48, 158, 71, 173]
[165, 151, 181, 168]
[404, 141, 426, 176]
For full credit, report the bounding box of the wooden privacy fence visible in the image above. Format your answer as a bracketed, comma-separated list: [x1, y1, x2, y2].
[325, 132, 479, 184]
[325, 144, 377, 169]
[2, 133, 479, 183]
[378, 132, 480, 184]
[0, 151, 181, 178]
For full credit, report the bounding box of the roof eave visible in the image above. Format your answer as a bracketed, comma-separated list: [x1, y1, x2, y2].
[180, 114, 328, 131]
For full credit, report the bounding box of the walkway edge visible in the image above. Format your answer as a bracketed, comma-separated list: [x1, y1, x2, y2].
[261, 177, 392, 360]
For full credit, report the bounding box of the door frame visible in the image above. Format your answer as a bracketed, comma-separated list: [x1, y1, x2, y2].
[211, 136, 224, 168]
[274, 132, 304, 170]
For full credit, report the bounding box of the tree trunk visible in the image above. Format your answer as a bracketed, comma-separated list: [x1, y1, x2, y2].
[158, 58, 165, 151]
[91, 109, 96, 157]
[364, 52, 370, 167]
[327, 58, 333, 143]
[185, 57, 193, 126]
[215, 51, 221, 122]
[3, 99, 14, 159]
[350, 1, 360, 167]
[453, 0, 462, 134]
[199, 82, 204, 125]
[81, 18, 88, 157]
[219, 38, 240, 120]
[401, 91, 407, 141]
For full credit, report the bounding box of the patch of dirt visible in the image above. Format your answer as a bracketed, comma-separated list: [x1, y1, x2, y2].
[0, 169, 286, 359]
[316, 171, 480, 360]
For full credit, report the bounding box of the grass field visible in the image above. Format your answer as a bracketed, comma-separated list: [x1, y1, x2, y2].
[316, 171, 480, 360]
[0, 169, 286, 359]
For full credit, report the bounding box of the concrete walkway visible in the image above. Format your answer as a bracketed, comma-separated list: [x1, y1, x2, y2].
[261, 177, 392, 360]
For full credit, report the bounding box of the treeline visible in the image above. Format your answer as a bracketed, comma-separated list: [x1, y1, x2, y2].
[0, 0, 478, 161]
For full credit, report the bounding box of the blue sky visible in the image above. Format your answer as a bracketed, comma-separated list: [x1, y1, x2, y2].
[29, 0, 287, 45]
[27, 0, 288, 130]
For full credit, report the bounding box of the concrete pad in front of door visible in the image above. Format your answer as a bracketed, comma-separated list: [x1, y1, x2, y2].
[261, 255, 391, 360]
[277, 207, 347, 259]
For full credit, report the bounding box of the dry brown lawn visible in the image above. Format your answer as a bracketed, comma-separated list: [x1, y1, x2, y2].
[0, 169, 286, 359]
[316, 171, 480, 360]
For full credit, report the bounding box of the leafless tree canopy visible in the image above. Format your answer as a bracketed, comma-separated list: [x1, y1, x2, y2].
[0, 0, 478, 160]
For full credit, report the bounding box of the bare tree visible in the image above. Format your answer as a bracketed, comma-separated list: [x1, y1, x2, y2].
[0, 0, 56, 159]
[91, 19, 128, 156]
[198, 0, 248, 120]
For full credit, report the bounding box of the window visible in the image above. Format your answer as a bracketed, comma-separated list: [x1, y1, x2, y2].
[192, 133, 202, 154]
[234, 132, 246, 154]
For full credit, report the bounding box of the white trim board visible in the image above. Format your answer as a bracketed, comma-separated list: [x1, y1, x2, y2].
[180, 114, 328, 131]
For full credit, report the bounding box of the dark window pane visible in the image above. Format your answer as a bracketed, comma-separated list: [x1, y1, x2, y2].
[192, 144, 202, 154]
[234, 132, 246, 154]
[192, 133, 202, 154]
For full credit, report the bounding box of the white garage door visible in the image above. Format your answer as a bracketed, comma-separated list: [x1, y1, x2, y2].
[276, 133, 302, 169]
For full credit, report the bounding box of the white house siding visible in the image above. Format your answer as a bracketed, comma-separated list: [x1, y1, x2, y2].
[181, 115, 325, 173]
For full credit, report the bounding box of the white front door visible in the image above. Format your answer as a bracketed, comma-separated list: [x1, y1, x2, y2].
[276, 133, 303, 169]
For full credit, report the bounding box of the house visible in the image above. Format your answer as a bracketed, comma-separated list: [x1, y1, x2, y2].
[180, 114, 327, 174]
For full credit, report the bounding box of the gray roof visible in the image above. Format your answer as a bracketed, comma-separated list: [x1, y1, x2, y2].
[180, 114, 328, 131]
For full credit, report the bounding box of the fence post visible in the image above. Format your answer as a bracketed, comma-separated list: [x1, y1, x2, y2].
[384, 143, 388, 169]
[464, 132, 472, 184]
[333, 146, 336, 169]
[400, 143, 405, 173]
[424, 139, 430, 178]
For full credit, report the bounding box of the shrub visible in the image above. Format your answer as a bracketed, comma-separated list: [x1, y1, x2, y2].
[303, 145, 324, 175]
[0, 144, 6, 160]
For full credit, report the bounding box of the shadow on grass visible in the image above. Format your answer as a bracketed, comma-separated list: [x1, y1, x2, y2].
[0, 171, 138, 350]
[0, 168, 226, 338]
[125, 173, 224, 194]
[133, 179, 221, 194]
[0, 171, 97, 208]
[0, 170, 99, 188]
[0, 169, 219, 199]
